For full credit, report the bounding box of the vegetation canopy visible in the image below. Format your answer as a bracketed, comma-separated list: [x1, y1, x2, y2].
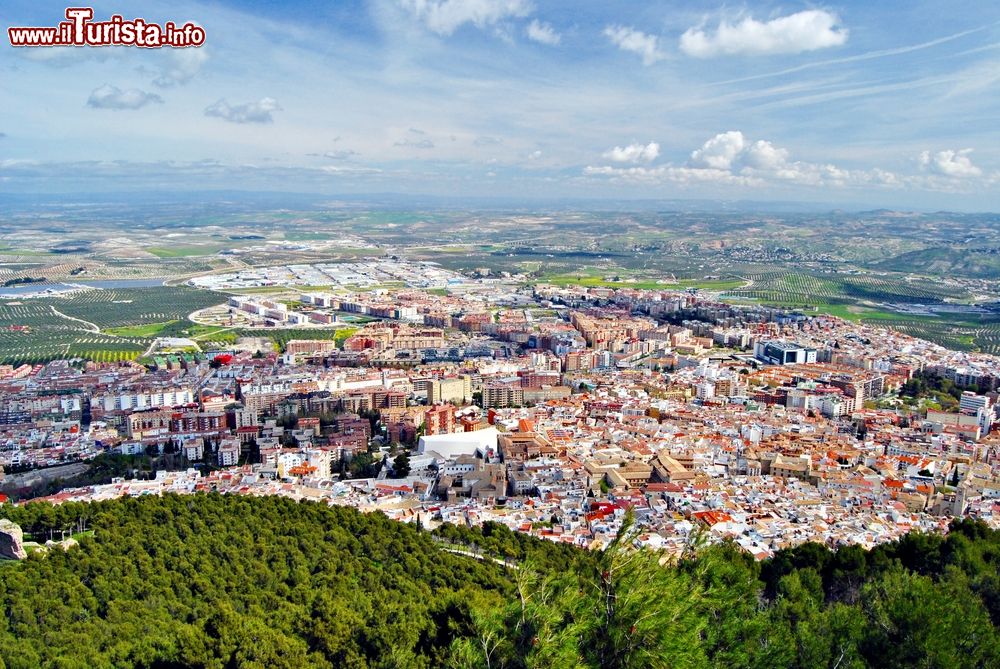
[0, 496, 997, 669]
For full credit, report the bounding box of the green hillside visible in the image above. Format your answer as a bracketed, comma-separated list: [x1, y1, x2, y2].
[873, 246, 1000, 278]
[0, 495, 997, 669]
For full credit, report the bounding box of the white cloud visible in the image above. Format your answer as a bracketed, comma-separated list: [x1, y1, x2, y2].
[603, 25, 665, 65]
[320, 165, 382, 175]
[153, 48, 208, 86]
[603, 142, 660, 164]
[308, 149, 358, 160]
[583, 164, 762, 187]
[918, 148, 982, 177]
[525, 19, 560, 45]
[395, 138, 435, 148]
[399, 0, 532, 36]
[689, 130, 745, 170]
[586, 130, 908, 191]
[741, 140, 790, 170]
[680, 10, 848, 58]
[528, 149, 542, 159]
[204, 97, 281, 124]
[86, 84, 163, 110]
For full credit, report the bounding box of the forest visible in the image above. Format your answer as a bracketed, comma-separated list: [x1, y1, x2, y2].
[0, 494, 997, 669]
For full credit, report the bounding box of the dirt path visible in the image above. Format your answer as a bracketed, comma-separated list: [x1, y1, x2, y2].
[49, 305, 99, 333]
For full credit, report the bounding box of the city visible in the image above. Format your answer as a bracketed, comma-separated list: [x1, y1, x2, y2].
[2, 266, 997, 563]
[3, 0, 1000, 666]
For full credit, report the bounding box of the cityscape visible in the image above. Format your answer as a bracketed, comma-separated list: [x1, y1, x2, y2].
[3, 1, 999, 667]
[2, 260, 998, 559]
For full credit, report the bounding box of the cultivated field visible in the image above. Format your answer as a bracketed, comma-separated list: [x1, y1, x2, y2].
[0, 288, 227, 365]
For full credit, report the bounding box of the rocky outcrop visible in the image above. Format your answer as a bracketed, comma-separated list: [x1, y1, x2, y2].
[0, 519, 27, 560]
[45, 537, 79, 552]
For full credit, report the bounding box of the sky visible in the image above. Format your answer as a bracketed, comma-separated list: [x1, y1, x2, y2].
[2, 0, 1000, 210]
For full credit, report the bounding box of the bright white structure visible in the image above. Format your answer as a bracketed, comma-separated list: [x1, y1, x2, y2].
[418, 427, 499, 459]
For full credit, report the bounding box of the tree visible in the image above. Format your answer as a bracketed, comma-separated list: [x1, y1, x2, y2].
[577, 510, 708, 669]
[392, 451, 411, 478]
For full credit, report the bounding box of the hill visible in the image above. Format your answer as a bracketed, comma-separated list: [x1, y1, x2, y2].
[0, 495, 997, 668]
[873, 245, 1000, 279]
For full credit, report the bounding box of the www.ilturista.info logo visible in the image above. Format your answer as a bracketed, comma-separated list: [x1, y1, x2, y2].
[8, 7, 205, 48]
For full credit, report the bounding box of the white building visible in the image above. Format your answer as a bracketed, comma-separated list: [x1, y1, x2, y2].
[418, 427, 499, 459]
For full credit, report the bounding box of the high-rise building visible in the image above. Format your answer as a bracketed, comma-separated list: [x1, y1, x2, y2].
[424, 404, 456, 435]
[427, 376, 471, 404]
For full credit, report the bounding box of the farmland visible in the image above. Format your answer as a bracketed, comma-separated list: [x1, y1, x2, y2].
[0, 196, 998, 362]
[714, 271, 1000, 353]
[723, 272, 970, 307]
[50, 287, 228, 329]
[859, 314, 1000, 356]
[0, 301, 146, 365]
[538, 274, 746, 291]
[0, 288, 228, 365]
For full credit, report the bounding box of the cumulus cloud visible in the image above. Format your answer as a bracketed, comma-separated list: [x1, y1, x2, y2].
[918, 149, 982, 177]
[741, 139, 790, 170]
[526, 19, 560, 45]
[204, 97, 281, 124]
[604, 25, 665, 65]
[603, 142, 660, 164]
[586, 130, 908, 190]
[153, 48, 208, 86]
[86, 84, 163, 110]
[399, 0, 532, 36]
[689, 131, 746, 170]
[680, 10, 848, 58]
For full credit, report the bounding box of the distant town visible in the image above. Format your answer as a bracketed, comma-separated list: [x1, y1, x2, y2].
[2, 264, 998, 560]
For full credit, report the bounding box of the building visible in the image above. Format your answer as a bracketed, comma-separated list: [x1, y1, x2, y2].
[97, 387, 195, 412]
[424, 404, 456, 436]
[482, 383, 524, 409]
[418, 427, 499, 459]
[960, 391, 994, 434]
[182, 438, 205, 462]
[285, 340, 339, 355]
[217, 439, 240, 467]
[427, 376, 471, 405]
[754, 341, 818, 366]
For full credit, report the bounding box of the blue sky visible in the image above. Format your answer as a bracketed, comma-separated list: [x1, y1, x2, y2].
[2, 0, 999, 209]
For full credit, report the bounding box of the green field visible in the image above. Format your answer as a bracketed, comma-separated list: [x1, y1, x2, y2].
[147, 245, 227, 258]
[857, 315, 1000, 355]
[723, 271, 969, 306]
[104, 321, 179, 338]
[539, 274, 746, 291]
[52, 287, 228, 329]
[0, 288, 227, 364]
[715, 271, 998, 353]
[104, 321, 240, 347]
